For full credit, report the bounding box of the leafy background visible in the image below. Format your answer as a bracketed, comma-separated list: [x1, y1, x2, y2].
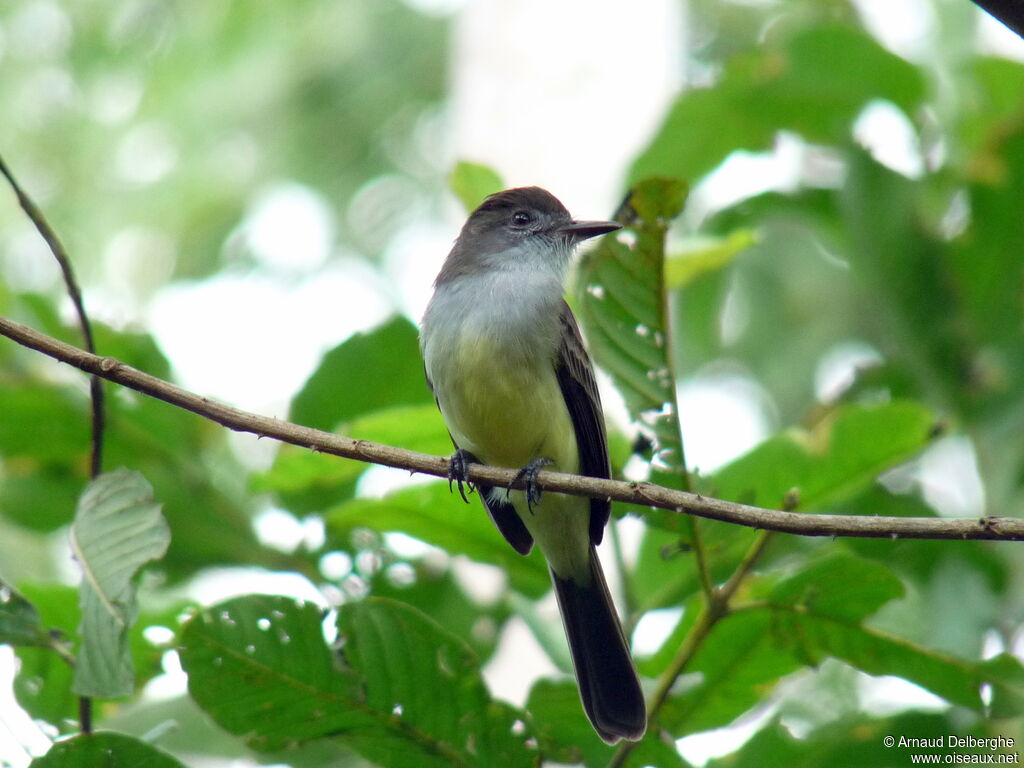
[2, 1, 1024, 766]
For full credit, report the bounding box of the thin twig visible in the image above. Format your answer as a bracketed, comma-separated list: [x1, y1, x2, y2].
[2, 315, 1023, 542]
[0, 152, 105, 734]
[0, 153, 104, 477]
[688, 518, 716, 605]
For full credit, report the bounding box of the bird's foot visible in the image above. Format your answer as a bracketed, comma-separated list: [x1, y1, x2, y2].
[508, 457, 553, 513]
[447, 449, 476, 503]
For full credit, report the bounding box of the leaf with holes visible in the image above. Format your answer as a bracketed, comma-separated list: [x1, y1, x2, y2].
[71, 469, 170, 698]
[339, 598, 531, 767]
[575, 177, 689, 530]
[179, 594, 533, 767]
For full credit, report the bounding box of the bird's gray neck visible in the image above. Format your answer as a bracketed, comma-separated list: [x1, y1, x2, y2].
[425, 260, 567, 361]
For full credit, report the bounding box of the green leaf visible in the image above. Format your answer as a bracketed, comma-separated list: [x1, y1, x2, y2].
[345, 403, 452, 455]
[0, 387, 90, 464]
[255, 404, 451, 513]
[29, 731, 187, 768]
[767, 605, 1024, 715]
[842, 485, 1008, 592]
[839, 485, 1008, 658]
[705, 713, 967, 768]
[753, 556, 1024, 717]
[10, 578, 183, 730]
[289, 316, 433, 432]
[339, 598, 531, 767]
[839, 148, 971, 409]
[526, 679, 688, 767]
[576, 177, 689, 529]
[664, 229, 756, 289]
[768, 553, 904, 622]
[369, 563, 508, 662]
[0, 580, 46, 646]
[659, 556, 899, 736]
[659, 609, 802, 736]
[711, 400, 936, 510]
[449, 161, 504, 212]
[631, 521, 758, 613]
[253, 443, 365, 507]
[526, 680, 602, 763]
[949, 126, 1024, 417]
[326, 482, 550, 598]
[71, 469, 170, 698]
[179, 594, 533, 766]
[104, 381, 262, 580]
[979, 653, 1024, 718]
[179, 595, 372, 750]
[0, 465, 85, 532]
[631, 25, 924, 183]
[11, 583, 79, 729]
[0, 386, 88, 531]
[637, 596, 699, 677]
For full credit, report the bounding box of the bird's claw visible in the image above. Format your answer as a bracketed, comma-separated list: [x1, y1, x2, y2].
[447, 449, 475, 503]
[508, 457, 553, 513]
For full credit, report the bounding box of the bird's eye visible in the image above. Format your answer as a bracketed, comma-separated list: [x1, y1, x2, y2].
[511, 210, 533, 227]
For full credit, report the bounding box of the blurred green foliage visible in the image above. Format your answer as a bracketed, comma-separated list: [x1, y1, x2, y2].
[2, 1, 1024, 767]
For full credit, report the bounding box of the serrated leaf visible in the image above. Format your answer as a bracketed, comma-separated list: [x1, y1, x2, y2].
[29, 731, 186, 767]
[71, 469, 170, 698]
[449, 161, 504, 212]
[179, 595, 372, 750]
[370, 564, 508, 662]
[339, 598, 531, 767]
[326, 483, 550, 598]
[576, 177, 690, 532]
[179, 594, 533, 767]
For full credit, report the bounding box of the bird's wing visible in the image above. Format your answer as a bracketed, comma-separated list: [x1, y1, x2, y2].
[554, 300, 612, 545]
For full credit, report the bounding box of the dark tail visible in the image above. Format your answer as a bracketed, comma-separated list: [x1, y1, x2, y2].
[550, 547, 646, 744]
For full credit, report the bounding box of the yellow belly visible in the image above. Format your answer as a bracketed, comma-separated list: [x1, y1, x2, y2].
[439, 329, 577, 473]
[433, 325, 591, 580]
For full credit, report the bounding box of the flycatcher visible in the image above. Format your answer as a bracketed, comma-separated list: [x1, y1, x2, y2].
[420, 187, 646, 743]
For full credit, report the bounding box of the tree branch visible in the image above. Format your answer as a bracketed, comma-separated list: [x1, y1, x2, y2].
[2, 314, 1022, 542]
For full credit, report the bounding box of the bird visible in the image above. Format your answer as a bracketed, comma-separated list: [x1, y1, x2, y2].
[419, 186, 646, 743]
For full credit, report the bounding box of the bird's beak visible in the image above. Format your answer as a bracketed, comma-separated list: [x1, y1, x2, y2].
[558, 220, 622, 241]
